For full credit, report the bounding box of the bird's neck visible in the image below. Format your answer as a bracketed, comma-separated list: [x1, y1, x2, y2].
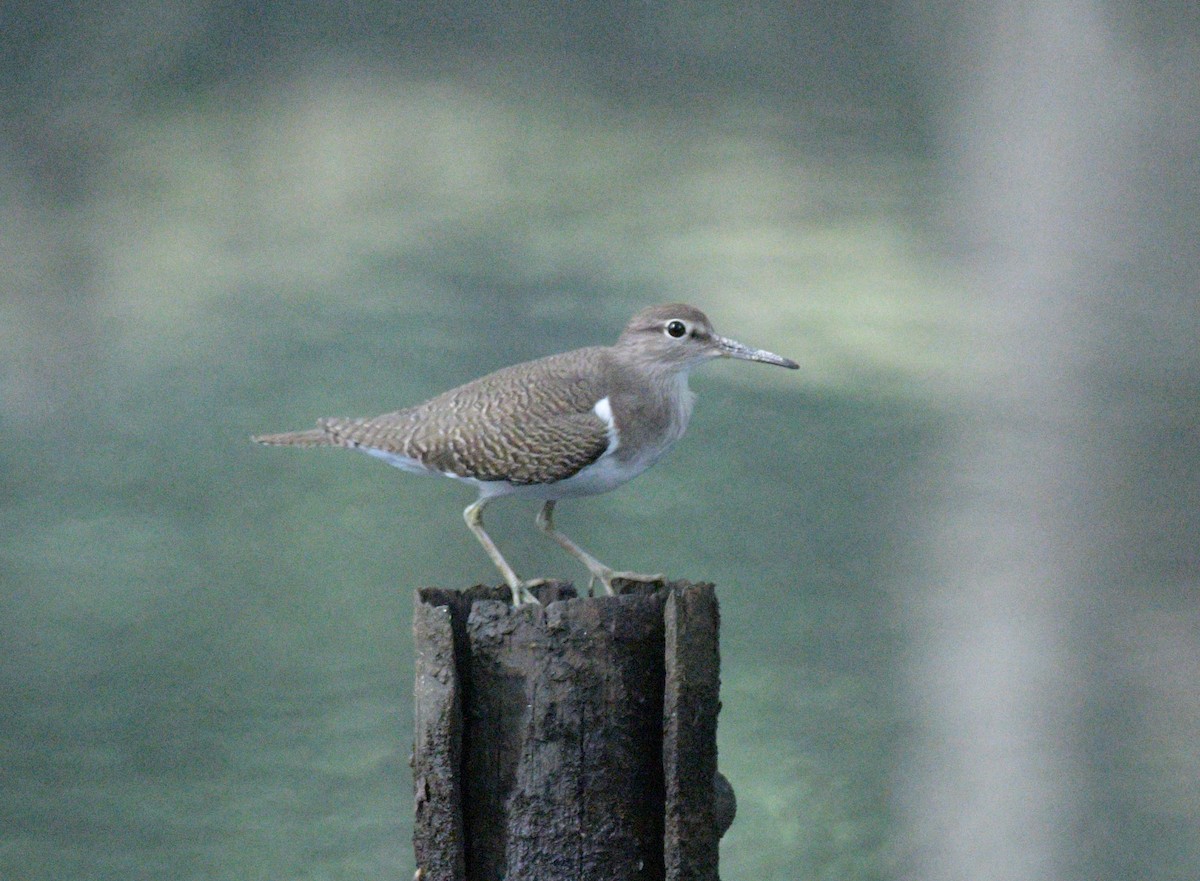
[658, 368, 696, 436]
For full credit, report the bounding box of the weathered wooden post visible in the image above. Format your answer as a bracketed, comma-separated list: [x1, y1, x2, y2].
[412, 580, 734, 881]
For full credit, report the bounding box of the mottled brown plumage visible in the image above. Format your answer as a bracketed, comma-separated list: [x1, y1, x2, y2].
[309, 348, 613, 485]
[253, 304, 798, 604]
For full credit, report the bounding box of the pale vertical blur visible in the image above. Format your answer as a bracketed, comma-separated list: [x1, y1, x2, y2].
[899, 2, 1200, 880]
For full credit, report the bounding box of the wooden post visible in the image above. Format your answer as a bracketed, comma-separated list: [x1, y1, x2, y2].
[412, 581, 733, 881]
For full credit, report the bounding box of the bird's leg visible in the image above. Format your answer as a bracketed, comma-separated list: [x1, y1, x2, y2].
[535, 500, 664, 596]
[464, 499, 540, 606]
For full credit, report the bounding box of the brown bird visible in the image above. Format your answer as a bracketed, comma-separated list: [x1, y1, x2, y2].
[253, 304, 798, 605]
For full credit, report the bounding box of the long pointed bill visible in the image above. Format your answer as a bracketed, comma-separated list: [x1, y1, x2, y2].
[713, 335, 800, 369]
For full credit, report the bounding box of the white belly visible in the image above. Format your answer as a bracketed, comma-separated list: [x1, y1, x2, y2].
[478, 450, 653, 500]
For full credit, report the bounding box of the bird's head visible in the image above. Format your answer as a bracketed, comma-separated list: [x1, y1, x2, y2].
[615, 303, 799, 374]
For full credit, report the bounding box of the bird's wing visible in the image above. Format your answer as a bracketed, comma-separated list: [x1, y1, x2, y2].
[319, 348, 615, 485]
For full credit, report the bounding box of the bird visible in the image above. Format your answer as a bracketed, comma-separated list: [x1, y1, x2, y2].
[252, 303, 798, 605]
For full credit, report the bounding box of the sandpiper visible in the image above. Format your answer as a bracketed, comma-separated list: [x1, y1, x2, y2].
[253, 304, 798, 604]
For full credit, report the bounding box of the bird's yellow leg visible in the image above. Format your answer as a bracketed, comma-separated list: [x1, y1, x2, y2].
[535, 500, 664, 596]
[464, 499, 541, 606]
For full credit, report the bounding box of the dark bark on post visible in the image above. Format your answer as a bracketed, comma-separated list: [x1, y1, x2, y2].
[663, 585, 721, 881]
[411, 580, 731, 881]
[412, 597, 466, 879]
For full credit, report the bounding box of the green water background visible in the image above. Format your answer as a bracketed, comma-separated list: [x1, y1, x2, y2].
[3, 3, 1198, 880]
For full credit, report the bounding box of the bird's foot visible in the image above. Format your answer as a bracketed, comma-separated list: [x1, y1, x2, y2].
[595, 569, 666, 597]
[508, 581, 544, 607]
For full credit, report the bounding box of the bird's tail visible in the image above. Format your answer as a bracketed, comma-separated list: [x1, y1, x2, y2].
[251, 427, 335, 447]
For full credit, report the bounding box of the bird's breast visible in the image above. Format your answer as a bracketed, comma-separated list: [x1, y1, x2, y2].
[609, 371, 695, 472]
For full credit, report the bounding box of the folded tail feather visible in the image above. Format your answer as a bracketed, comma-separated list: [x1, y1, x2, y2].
[251, 427, 336, 447]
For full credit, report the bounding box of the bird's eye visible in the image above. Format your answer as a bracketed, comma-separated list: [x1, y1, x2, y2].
[666, 320, 688, 338]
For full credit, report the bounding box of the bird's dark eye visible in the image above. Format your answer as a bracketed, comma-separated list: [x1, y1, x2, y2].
[666, 320, 688, 338]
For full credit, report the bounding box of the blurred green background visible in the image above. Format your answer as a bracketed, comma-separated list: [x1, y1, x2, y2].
[2, 2, 1198, 880]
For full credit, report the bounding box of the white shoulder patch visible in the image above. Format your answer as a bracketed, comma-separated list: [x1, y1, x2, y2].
[592, 396, 619, 452]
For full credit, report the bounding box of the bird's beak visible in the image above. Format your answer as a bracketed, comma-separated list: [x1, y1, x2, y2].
[713, 335, 800, 369]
